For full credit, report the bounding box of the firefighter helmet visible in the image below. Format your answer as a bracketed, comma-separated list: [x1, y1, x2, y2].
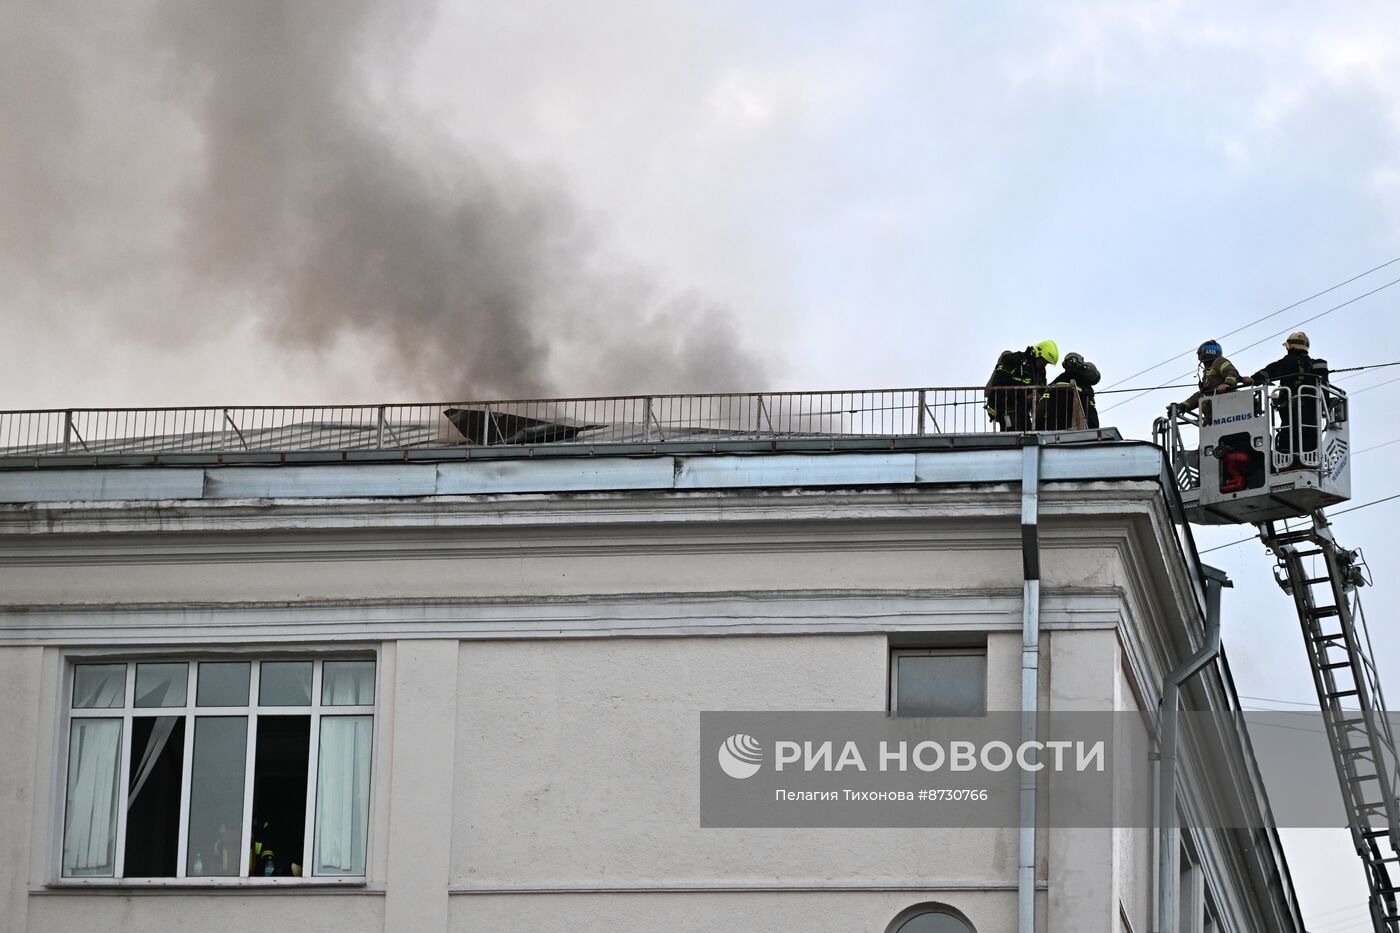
[1197, 340, 1223, 362]
[1285, 331, 1310, 351]
[1032, 340, 1059, 365]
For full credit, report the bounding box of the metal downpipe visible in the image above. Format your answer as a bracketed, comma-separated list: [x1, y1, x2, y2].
[1156, 564, 1230, 933]
[1019, 438, 1042, 933]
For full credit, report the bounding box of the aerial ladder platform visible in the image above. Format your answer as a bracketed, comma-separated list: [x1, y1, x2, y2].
[1158, 381, 1400, 932]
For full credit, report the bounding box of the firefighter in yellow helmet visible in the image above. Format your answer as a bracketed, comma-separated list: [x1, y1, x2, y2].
[1250, 331, 1329, 460]
[985, 340, 1058, 431]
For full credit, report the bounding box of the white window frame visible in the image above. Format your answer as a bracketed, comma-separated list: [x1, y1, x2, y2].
[888, 647, 988, 716]
[55, 653, 376, 887]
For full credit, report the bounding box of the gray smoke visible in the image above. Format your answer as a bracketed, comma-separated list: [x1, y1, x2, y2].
[0, 0, 768, 400]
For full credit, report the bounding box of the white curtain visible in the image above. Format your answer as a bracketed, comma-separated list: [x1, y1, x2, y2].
[74, 665, 124, 709]
[63, 718, 122, 877]
[128, 717, 177, 808]
[314, 716, 372, 875]
[321, 662, 374, 706]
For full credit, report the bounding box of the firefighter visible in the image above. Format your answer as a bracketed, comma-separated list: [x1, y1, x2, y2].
[1250, 331, 1329, 460]
[1178, 340, 1246, 419]
[986, 340, 1058, 431]
[1036, 352, 1101, 430]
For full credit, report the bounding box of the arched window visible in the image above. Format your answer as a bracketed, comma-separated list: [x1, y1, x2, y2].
[888, 903, 976, 933]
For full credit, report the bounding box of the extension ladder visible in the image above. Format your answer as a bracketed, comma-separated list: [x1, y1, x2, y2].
[1262, 511, 1400, 933]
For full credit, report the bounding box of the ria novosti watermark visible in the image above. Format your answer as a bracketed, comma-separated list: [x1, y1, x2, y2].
[721, 734, 1105, 777]
[699, 711, 1400, 829]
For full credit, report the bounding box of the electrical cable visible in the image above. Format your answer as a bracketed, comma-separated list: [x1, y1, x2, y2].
[1308, 900, 1371, 920]
[1239, 694, 1323, 707]
[1101, 256, 1400, 390]
[1335, 359, 1400, 376]
[1351, 373, 1400, 397]
[1336, 491, 1400, 515]
[1100, 277, 1400, 413]
[1311, 912, 1374, 933]
[1095, 382, 1196, 395]
[1355, 437, 1400, 455]
[1198, 492, 1400, 554]
[1088, 360, 1400, 396]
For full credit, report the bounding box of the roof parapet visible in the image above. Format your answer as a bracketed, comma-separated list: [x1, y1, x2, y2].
[0, 386, 1113, 469]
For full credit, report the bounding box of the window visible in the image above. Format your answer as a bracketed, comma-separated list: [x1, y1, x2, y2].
[61, 657, 375, 881]
[890, 648, 987, 716]
[1203, 897, 1219, 933]
[1179, 843, 1199, 933]
[888, 904, 976, 933]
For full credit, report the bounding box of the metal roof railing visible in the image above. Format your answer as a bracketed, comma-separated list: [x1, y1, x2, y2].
[0, 386, 1097, 461]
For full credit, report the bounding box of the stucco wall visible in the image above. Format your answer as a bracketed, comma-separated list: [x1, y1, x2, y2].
[455, 635, 1005, 882]
[0, 477, 1293, 933]
[0, 647, 43, 933]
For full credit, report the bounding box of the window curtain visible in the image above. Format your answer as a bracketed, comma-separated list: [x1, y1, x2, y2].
[313, 716, 372, 875]
[63, 718, 122, 877]
[128, 716, 178, 807]
[321, 662, 374, 706]
[74, 666, 124, 709]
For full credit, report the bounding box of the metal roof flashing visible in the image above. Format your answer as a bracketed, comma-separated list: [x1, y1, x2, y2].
[0, 434, 1166, 506]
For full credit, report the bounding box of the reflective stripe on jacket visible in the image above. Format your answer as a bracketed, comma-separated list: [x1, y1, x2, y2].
[1181, 357, 1241, 411]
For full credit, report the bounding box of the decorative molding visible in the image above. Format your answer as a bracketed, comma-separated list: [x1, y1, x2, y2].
[0, 481, 1160, 537]
[446, 880, 1045, 895]
[0, 589, 1126, 646]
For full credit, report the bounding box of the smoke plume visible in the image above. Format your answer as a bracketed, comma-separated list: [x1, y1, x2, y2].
[0, 0, 768, 401]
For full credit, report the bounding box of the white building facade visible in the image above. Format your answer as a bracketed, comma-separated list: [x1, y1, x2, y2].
[0, 435, 1305, 933]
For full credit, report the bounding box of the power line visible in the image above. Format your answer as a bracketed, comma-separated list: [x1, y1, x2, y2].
[1088, 359, 1400, 399]
[1336, 491, 1400, 515]
[1317, 917, 1375, 930]
[1101, 276, 1400, 413]
[1241, 717, 1329, 736]
[1200, 532, 1260, 554]
[1096, 382, 1195, 395]
[1312, 912, 1374, 933]
[1308, 901, 1371, 920]
[1351, 373, 1400, 397]
[1309, 911, 1371, 933]
[1355, 437, 1400, 455]
[1335, 359, 1400, 378]
[1198, 492, 1400, 554]
[1102, 256, 1400, 390]
[1217, 274, 1400, 360]
[1239, 694, 1320, 707]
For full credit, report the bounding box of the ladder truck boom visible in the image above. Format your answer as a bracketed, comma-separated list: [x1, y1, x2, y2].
[1263, 513, 1400, 932]
[1157, 380, 1400, 932]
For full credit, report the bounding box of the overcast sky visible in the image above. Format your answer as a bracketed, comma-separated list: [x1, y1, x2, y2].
[3, 1, 1399, 925]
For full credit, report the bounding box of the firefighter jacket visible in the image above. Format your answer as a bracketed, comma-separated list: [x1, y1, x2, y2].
[1181, 357, 1242, 412]
[1037, 364, 1100, 430]
[1252, 348, 1329, 432]
[1251, 349, 1329, 390]
[985, 349, 1047, 410]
